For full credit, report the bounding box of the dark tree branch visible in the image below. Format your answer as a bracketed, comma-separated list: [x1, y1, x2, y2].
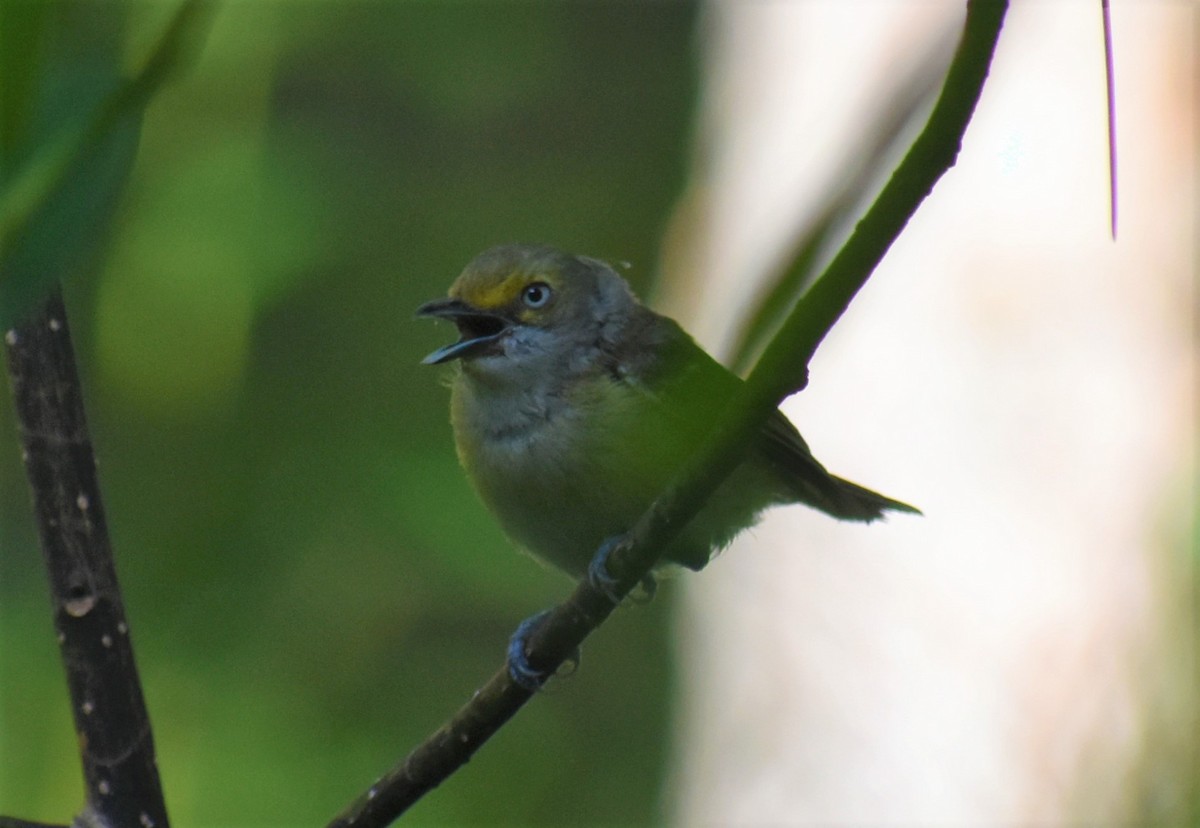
[0, 6, 212, 824]
[330, 3, 1008, 825]
[3, 289, 169, 828]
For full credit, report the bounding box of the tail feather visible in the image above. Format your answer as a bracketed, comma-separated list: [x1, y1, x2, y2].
[824, 476, 921, 522]
[756, 410, 919, 522]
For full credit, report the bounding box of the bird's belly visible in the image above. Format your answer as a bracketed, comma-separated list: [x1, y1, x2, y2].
[463, 411, 658, 577]
[451, 377, 784, 578]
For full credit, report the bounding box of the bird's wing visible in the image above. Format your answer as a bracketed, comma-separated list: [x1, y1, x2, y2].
[604, 310, 740, 439]
[605, 309, 816, 470]
[607, 308, 915, 520]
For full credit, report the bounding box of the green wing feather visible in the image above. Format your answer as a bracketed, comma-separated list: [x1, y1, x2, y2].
[609, 308, 918, 522]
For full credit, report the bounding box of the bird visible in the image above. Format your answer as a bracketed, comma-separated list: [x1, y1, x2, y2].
[417, 243, 917, 592]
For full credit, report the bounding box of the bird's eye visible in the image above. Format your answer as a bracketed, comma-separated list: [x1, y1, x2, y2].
[522, 282, 552, 309]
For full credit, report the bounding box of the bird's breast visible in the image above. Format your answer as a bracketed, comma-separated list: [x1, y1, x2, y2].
[449, 372, 668, 575]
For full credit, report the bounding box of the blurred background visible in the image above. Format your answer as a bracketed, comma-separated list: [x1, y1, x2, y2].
[664, 4, 1196, 825]
[1, 3, 694, 824]
[0, 2, 1194, 826]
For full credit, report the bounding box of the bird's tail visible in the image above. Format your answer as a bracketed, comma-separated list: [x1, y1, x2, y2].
[819, 475, 921, 523]
[757, 412, 919, 522]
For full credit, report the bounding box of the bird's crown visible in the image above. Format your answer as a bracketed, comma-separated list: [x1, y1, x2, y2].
[449, 244, 586, 320]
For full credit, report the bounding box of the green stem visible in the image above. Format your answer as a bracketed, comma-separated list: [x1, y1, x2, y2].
[330, 3, 1008, 825]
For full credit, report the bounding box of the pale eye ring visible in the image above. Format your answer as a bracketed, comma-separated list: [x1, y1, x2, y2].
[522, 282, 552, 308]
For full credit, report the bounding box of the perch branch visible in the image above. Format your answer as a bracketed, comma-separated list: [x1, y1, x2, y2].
[329, 2, 1007, 825]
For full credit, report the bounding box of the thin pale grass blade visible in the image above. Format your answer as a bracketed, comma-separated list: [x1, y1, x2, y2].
[1102, 0, 1118, 239]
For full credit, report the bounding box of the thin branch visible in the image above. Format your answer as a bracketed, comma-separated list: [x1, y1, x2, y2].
[3, 290, 170, 828]
[1101, 0, 1118, 239]
[329, 2, 1008, 825]
[730, 20, 956, 372]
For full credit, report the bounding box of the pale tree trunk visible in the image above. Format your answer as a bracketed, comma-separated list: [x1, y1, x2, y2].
[661, 3, 1195, 824]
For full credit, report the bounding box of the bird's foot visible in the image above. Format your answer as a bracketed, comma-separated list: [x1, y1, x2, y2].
[587, 534, 628, 604]
[506, 610, 579, 691]
[630, 573, 658, 604]
[587, 533, 657, 604]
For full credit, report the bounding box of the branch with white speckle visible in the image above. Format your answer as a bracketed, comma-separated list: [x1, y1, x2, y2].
[4, 289, 169, 828]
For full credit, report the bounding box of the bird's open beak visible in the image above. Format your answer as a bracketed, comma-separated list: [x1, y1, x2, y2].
[416, 298, 511, 365]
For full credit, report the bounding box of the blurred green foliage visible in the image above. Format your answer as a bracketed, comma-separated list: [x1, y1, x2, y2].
[0, 2, 140, 324]
[0, 2, 698, 824]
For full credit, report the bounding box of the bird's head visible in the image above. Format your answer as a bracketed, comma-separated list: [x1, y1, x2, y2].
[417, 244, 636, 371]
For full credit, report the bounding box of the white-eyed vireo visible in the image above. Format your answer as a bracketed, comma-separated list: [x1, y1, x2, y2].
[418, 244, 917, 593]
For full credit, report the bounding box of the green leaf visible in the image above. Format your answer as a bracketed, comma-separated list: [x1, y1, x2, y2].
[0, 3, 133, 326]
[0, 0, 53, 162]
[0, 1, 214, 327]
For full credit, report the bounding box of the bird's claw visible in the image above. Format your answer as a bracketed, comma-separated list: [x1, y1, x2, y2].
[506, 610, 579, 691]
[630, 573, 657, 604]
[587, 534, 657, 604]
[587, 535, 627, 604]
